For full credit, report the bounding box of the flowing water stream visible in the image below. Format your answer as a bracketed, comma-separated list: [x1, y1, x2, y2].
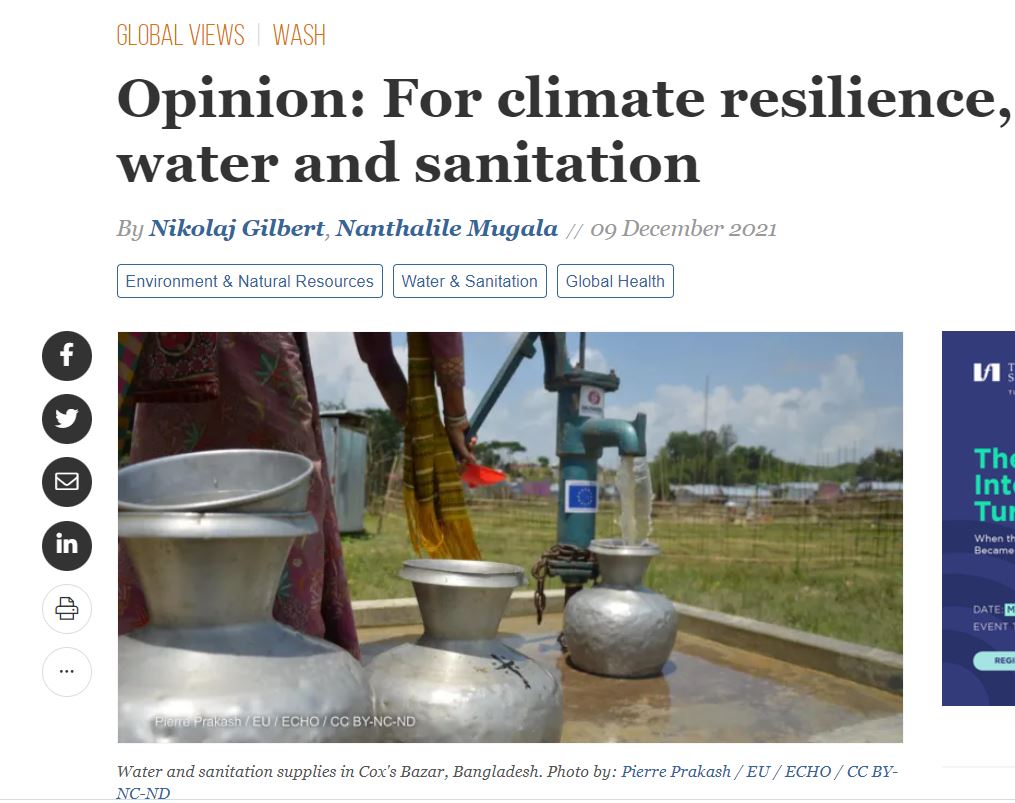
[616, 455, 653, 544]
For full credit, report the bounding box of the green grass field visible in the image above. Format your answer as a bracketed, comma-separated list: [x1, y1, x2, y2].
[341, 498, 903, 652]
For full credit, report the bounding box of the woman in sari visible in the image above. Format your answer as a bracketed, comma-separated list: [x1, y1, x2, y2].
[356, 332, 480, 560]
[354, 332, 475, 463]
[118, 332, 473, 656]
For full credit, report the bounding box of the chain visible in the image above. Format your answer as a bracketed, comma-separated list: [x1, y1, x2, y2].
[531, 544, 594, 625]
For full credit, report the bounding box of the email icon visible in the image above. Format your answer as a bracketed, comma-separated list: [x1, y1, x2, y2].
[54, 472, 80, 491]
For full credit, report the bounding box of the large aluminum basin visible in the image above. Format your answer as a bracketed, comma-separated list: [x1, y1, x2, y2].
[118, 449, 313, 513]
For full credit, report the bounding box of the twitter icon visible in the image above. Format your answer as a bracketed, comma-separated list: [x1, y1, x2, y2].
[55, 408, 79, 429]
[43, 395, 91, 444]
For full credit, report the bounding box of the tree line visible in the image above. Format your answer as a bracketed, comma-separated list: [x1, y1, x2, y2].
[651, 425, 902, 486]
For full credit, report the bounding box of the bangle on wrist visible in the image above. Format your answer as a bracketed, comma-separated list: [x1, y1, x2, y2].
[443, 412, 469, 429]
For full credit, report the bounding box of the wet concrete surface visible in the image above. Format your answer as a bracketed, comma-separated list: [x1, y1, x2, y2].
[360, 612, 902, 743]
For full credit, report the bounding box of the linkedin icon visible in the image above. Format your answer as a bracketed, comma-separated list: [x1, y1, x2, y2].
[42, 521, 91, 571]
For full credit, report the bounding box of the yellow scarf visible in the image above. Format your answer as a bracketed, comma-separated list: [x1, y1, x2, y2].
[402, 333, 481, 559]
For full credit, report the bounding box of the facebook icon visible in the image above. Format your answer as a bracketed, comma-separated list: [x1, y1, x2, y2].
[565, 480, 598, 513]
[43, 331, 91, 381]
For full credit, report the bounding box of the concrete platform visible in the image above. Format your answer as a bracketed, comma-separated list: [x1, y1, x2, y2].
[359, 612, 903, 743]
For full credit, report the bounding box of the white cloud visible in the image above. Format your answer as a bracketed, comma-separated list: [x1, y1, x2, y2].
[581, 347, 609, 373]
[305, 341, 899, 466]
[472, 385, 557, 457]
[310, 334, 478, 419]
[308, 333, 406, 410]
[607, 354, 901, 463]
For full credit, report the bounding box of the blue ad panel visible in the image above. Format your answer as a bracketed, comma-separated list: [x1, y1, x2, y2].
[943, 331, 1015, 705]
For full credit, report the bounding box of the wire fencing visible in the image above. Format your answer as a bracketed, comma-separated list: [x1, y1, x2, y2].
[368, 450, 902, 574]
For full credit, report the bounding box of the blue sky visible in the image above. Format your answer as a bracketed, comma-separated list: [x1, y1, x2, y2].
[309, 332, 902, 465]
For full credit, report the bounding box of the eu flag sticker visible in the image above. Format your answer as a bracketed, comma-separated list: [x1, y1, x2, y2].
[564, 480, 598, 513]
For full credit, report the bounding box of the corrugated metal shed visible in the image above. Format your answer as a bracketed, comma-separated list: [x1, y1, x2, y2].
[320, 410, 370, 533]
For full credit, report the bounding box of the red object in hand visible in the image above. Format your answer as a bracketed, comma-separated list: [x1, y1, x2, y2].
[461, 463, 507, 488]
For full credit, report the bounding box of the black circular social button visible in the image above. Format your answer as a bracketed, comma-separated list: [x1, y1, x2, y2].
[42, 394, 92, 444]
[42, 522, 92, 571]
[42, 331, 92, 381]
[42, 457, 92, 507]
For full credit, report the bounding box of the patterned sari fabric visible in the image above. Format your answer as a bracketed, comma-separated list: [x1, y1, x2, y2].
[117, 332, 360, 658]
[402, 332, 481, 560]
[117, 332, 144, 459]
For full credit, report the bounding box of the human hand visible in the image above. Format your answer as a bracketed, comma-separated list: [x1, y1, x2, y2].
[446, 424, 477, 465]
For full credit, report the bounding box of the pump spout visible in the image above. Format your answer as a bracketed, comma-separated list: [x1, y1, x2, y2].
[579, 413, 647, 459]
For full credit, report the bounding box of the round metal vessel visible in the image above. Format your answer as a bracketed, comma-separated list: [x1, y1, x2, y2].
[118, 489, 374, 743]
[563, 539, 678, 678]
[118, 449, 313, 513]
[366, 559, 563, 742]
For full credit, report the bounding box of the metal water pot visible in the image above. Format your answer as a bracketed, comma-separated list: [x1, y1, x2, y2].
[563, 539, 678, 678]
[366, 559, 563, 742]
[118, 450, 374, 743]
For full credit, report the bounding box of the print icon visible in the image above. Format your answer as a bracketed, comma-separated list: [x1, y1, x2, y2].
[55, 597, 79, 620]
[42, 457, 91, 506]
[42, 395, 91, 444]
[42, 585, 91, 634]
[42, 331, 92, 381]
[42, 522, 92, 571]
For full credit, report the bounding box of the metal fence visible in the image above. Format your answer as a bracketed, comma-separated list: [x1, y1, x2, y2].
[370, 452, 902, 573]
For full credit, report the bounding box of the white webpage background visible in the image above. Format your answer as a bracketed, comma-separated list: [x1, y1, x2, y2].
[2, 0, 1012, 800]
